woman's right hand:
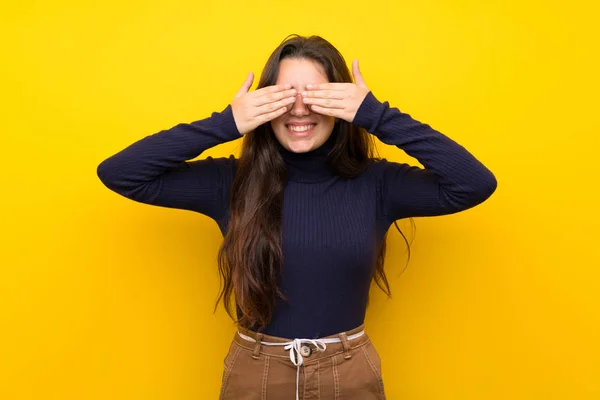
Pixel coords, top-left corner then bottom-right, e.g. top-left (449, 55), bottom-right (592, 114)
top-left (231, 72), bottom-right (298, 135)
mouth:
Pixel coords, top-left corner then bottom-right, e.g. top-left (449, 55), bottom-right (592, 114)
top-left (286, 123), bottom-right (316, 136)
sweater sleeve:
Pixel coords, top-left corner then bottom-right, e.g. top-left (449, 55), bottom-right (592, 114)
top-left (353, 91), bottom-right (497, 221)
top-left (96, 105), bottom-right (242, 220)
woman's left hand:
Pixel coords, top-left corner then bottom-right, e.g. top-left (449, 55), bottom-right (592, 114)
top-left (301, 59), bottom-right (370, 123)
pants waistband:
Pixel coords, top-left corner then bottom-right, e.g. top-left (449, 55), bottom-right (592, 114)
top-left (234, 324), bottom-right (368, 400)
top-left (234, 323), bottom-right (368, 361)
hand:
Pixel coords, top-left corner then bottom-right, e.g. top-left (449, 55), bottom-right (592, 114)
top-left (301, 59), bottom-right (370, 123)
top-left (231, 72), bottom-right (298, 135)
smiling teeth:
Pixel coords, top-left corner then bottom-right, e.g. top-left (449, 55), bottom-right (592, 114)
top-left (289, 124), bottom-right (314, 132)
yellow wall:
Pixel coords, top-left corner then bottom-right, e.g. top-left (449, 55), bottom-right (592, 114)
top-left (2, 0), bottom-right (599, 398)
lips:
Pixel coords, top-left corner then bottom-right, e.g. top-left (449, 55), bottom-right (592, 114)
top-left (286, 122), bottom-right (317, 126)
top-left (286, 123), bottom-right (316, 136)
top-left (287, 123), bottom-right (315, 132)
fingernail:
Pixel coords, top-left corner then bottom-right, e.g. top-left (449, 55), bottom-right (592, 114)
top-left (306, 84), bottom-right (313, 89)
top-left (301, 91), bottom-right (307, 97)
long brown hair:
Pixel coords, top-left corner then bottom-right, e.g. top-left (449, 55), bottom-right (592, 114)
top-left (215, 34), bottom-right (415, 331)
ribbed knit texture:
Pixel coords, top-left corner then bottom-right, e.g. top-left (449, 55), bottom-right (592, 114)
top-left (97, 91), bottom-right (497, 339)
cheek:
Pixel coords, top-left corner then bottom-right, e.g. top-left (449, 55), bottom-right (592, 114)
top-left (271, 115), bottom-right (284, 127)
top-left (319, 116), bottom-right (336, 130)
top-left (270, 118), bottom-right (288, 137)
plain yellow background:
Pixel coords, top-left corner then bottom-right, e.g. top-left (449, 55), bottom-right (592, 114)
top-left (2, 0), bottom-right (599, 398)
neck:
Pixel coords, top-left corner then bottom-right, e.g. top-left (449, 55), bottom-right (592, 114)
top-left (277, 130), bottom-right (338, 183)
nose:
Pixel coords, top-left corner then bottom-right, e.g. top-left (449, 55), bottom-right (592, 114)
top-left (289, 93), bottom-right (310, 117)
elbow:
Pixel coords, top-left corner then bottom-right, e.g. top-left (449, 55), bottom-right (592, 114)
top-left (470, 169), bottom-right (498, 206)
top-left (482, 169), bottom-right (498, 198)
top-left (96, 157), bottom-right (127, 194)
top-left (96, 158), bottom-right (158, 203)
top-left (443, 170), bottom-right (498, 213)
top-left (96, 158), bottom-right (115, 189)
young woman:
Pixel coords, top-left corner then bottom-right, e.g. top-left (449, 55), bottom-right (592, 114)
top-left (97, 35), bottom-right (497, 400)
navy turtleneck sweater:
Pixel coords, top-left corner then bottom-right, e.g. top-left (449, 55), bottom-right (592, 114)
top-left (97, 92), bottom-right (497, 339)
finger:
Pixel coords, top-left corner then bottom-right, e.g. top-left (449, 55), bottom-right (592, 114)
top-left (352, 59), bottom-right (366, 87)
top-left (250, 83), bottom-right (293, 98)
top-left (254, 95), bottom-right (297, 116)
top-left (301, 89), bottom-right (345, 99)
top-left (258, 105), bottom-right (290, 123)
top-left (234, 72), bottom-right (254, 98)
top-left (301, 97), bottom-right (346, 109)
top-left (253, 88), bottom-right (297, 107)
top-left (308, 104), bottom-right (342, 118)
top-left (305, 83), bottom-right (349, 91)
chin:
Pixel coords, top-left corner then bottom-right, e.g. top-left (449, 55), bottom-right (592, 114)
top-left (284, 139), bottom-right (321, 153)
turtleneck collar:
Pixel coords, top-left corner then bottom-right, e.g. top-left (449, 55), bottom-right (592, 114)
top-left (277, 129), bottom-right (338, 183)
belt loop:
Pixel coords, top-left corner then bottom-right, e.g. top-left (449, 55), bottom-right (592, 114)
top-left (339, 332), bottom-right (352, 359)
top-left (252, 333), bottom-right (264, 359)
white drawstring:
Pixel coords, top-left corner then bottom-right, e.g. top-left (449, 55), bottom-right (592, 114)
top-left (237, 330), bottom-right (365, 400)
top-left (283, 338), bottom-right (327, 367)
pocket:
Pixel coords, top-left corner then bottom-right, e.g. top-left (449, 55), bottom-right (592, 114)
top-left (223, 340), bottom-right (239, 372)
top-left (364, 341), bottom-right (383, 378)
top-left (219, 341), bottom-right (241, 400)
top-left (332, 342), bottom-right (386, 399)
top-left (219, 342), bottom-right (267, 400)
top-left (362, 341), bottom-right (386, 399)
